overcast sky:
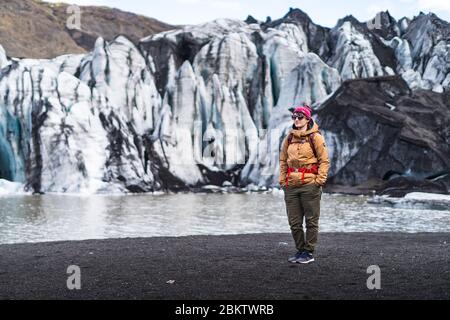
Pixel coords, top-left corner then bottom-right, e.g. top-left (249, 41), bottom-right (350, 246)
top-left (45, 0), bottom-right (450, 27)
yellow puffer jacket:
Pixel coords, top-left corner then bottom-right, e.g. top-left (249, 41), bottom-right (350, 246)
top-left (279, 120), bottom-right (330, 187)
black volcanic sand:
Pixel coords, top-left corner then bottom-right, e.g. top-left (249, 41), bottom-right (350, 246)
top-left (0, 233), bottom-right (448, 300)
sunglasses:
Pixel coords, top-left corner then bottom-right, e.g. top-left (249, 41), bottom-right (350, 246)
top-left (291, 114), bottom-right (305, 120)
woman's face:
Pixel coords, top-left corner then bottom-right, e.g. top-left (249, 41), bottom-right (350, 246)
top-left (292, 113), bottom-right (308, 128)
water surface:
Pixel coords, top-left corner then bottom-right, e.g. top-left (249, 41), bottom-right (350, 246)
top-left (0, 192), bottom-right (449, 244)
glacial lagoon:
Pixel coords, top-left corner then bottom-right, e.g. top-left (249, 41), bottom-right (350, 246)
top-left (0, 191), bottom-right (449, 244)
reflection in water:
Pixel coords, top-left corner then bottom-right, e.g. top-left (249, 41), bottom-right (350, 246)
top-left (0, 192), bottom-right (449, 244)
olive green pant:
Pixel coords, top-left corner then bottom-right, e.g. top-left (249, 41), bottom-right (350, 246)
top-left (283, 184), bottom-right (322, 253)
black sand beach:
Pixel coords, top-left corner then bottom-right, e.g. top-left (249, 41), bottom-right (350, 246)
top-left (0, 233), bottom-right (448, 300)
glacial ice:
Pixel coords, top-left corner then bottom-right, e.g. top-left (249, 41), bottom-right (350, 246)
top-left (0, 12), bottom-right (448, 194)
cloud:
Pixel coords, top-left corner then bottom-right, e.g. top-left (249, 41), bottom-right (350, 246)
top-left (418, 0), bottom-right (450, 12)
top-left (176, 0), bottom-right (244, 13)
top-left (209, 0), bottom-right (243, 11)
top-left (366, 0), bottom-right (396, 18)
top-left (176, 0), bottom-right (202, 4)
top-left (175, 0), bottom-right (242, 11)
top-left (396, 0), bottom-right (450, 13)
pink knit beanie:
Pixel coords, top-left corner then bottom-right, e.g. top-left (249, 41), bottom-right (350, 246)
top-left (292, 104), bottom-right (312, 119)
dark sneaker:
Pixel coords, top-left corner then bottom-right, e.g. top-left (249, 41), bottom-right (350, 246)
top-left (296, 251), bottom-right (315, 264)
top-left (288, 250), bottom-right (304, 263)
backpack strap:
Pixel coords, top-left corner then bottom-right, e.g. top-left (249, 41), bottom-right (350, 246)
top-left (308, 131), bottom-right (321, 160)
top-left (288, 130), bottom-right (321, 161)
top-left (287, 133), bottom-right (294, 145)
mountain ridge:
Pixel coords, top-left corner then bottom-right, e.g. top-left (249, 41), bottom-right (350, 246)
top-left (0, 0), bottom-right (179, 58)
top-left (0, 4), bottom-right (449, 194)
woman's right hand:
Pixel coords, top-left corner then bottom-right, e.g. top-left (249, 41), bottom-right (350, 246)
top-left (313, 176), bottom-right (323, 187)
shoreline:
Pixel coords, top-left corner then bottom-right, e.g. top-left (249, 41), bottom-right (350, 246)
top-left (0, 233), bottom-right (448, 299)
top-left (1, 177), bottom-right (448, 197)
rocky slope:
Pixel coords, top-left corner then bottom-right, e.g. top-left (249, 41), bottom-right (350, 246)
top-left (0, 0), bottom-right (177, 59)
top-left (0, 7), bottom-right (448, 194)
top-left (316, 75), bottom-right (450, 194)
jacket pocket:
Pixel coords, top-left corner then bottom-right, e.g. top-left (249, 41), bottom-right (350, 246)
top-left (296, 172), bottom-right (315, 185)
top-left (287, 174), bottom-right (295, 186)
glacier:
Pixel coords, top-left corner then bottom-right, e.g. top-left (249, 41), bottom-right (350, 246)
top-left (0, 9), bottom-right (448, 194)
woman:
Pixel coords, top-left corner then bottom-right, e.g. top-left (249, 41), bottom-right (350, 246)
top-left (279, 105), bottom-right (330, 264)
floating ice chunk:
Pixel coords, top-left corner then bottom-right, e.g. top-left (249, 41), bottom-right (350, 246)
top-left (369, 192), bottom-right (450, 210)
top-left (0, 179), bottom-right (28, 195)
top-left (404, 192), bottom-right (450, 202)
